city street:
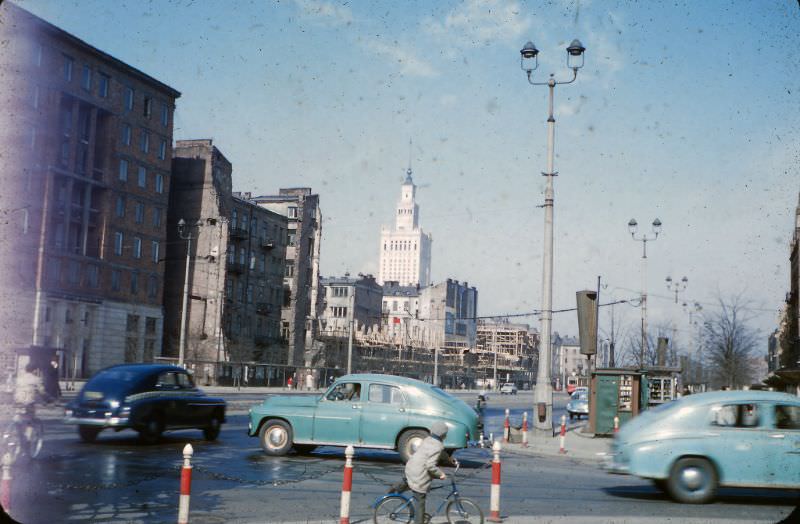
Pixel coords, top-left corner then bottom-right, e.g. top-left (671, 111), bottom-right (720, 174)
top-left (6, 392), bottom-right (797, 523)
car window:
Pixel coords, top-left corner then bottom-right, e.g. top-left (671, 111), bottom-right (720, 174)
top-left (775, 405), bottom-right (800, 430)
top-left (177, 372), bottom-right (195, 389)
top-left (326, 382), bottom-right (361, 402)
top-left (368, 384), bottom-right (403, 404)
top-left (711, 403), bottom-right (760, 428)
top-left (156, 372), bottom-right (179, 389)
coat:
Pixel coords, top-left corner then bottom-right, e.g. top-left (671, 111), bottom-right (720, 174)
top-left (404, 436), bottom-right (444, 493)
top-left (15, 370), bottom-right (44, 405)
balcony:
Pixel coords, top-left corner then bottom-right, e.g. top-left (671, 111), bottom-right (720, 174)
top-left (229, 226), bottom-right (248, 239)
top-left (260, 238), bottom-right (275, 250)
top-left (227, 262), bottom-right (246, 274)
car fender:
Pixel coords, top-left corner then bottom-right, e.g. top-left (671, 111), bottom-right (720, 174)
top-left (628, 438), bottom-right (709, 479)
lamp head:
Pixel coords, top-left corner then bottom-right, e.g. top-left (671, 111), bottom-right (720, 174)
top-left (652, 218), bottom-right (662, 235)
top-left (566, 38), bottom-right (586, 69)
top-left (628, 218), bottom-right (638, 236)
top-left (520, 41), bottom-right (539, 73)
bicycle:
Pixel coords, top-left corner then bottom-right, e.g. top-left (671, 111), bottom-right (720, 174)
top-left (0, 405), bottom-right (44, 462)
top-left (373, 461), bottom-right (484, 524)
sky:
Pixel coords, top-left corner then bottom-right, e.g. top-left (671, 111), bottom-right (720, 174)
top-left (14, 0), bottom-right (800, 356)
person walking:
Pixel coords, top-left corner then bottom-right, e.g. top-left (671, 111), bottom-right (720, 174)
top-left (403, 421), bottom-right (449, 524)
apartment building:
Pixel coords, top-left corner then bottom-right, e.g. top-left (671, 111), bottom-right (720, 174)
top-left (0, 3), bottom-right (179, 377)
top-left (319, 274), bottom-right (383, 337)
top-left (418, 279), bottom-right (478, 353)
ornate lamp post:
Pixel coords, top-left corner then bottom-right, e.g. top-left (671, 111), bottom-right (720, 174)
top-left (520, 37), bottom-right (586, 436)
top-left (628, 218), bottom-right (662, 365)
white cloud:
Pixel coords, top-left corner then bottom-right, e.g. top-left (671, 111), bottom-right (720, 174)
top-left (440, 94), bottom-right (458, 107)
top-left (426, 0), bottom-right (532, 47)
top-left (364, 39), bottom-right (439, 78)
top-left (292, 0), bottom-right (353, 26)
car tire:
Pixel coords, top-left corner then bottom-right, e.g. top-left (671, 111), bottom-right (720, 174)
top-left (78, 425), bottom-right (101, 443)
top-left (259, 419), bottom-right (293, 456)
top-left (139, 415), bottom-right (164, 445)
top-left (203, 412), bottom-right (223, 441)
top-left (667, 457), bottom-right (718, 504)
top-left (398, 429), bottom-right (429, 463)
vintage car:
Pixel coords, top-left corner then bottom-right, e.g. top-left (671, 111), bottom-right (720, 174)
top-left (499, 383), bottom-right (518, 395)
top-left (605, 390), bottom-right (800, 503)
top-left (64, 364), bottom-right (226, 444)
top-left (567, 390), bottom-right (589, 420)
top-left (248, 373), bottom-right (481, 461)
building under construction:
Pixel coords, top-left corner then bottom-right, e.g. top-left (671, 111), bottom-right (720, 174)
top-left (475, 320), bottom-right (539, 389)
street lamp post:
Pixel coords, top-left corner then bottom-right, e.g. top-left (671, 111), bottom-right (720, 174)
top-left (665, 275), bottom-right (688, 303)
top-left (177, 218), bottom-right (204, 368)
top-left (520, 37), bottom-right (586, 436)
top-left (628, 218), bottom-right (662, 366)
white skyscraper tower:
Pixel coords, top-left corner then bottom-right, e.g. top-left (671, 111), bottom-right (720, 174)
top-left (379, 166), bottom-right (432, 287)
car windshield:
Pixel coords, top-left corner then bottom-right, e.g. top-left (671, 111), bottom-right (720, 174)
top-left (82, 368), bottom-right (146, 395)
top-left (572, 392), bottom-right (588, 401)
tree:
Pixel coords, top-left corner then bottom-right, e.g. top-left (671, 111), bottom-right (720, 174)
top-left (700, 294), bottom-right (759, 389)
top-left (616, 322), bottom-right (675, 368)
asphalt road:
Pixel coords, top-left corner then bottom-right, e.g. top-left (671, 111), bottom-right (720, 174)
top-left (6, 392), bottom-right (798, 523)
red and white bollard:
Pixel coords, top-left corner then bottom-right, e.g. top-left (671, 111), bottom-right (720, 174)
top-left (339, 445), bottom-right (355, 524)
top-left (503, 409), bottom-right (510, 443)
top-left (487, 440), bottom-right (502, 522)
top-left (521, 412), bottom-right (529, 448)
top-left (613, 416), bottom-right (620, 433)
top-left (1, 452), bottom-right (12, 513)
top-left (178, 443), bottom-right (193, 524)
top-left (559, 415), bottom-right (567, 454)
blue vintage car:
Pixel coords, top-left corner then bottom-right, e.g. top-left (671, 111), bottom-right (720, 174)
top-left (606, 390), bottom-right (800, 503)
top-left (248, 374), bottom-right (481, 461)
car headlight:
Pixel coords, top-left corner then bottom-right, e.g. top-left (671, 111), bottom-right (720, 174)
top-left (109, 400), bottom-right (120, 409)
top-left (65, 409), bottom-right (73, 417)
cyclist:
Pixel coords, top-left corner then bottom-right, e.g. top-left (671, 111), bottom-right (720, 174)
top-left (13, 362), bottom-right (47, 446)
top-left (403, 421), bottom-right (449, 524)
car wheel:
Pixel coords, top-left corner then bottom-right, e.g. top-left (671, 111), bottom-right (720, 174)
top-left (139, 415), bottom-right (164, 445)
top-left (203, 413), bottom-right (222, 441)
top-left (259, 419), bottom-right (293, 456)
top-left (398, 429), bottom-right (429, 463)
top-left (667, 457), bottom-right (718, 504)
top-left (78, 425), bottom-right (101, 443)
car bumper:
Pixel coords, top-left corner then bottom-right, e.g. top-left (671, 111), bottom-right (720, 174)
top-left (64, 415), bottom-right (130, 428)
top-left (603, 452), bottom-right (630, 475)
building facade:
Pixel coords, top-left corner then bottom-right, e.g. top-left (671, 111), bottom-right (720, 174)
top-left (418, 279), bottom-right (478, 353)
top-left (165, 141), bottom-right (287, 384)
top-left (253, 189), bottom-right (322, 366)
top-left (378, 169), bottom-right (432, 287)
top-left (475, 320), bottom-right (539, 387)
top-left (319, 274), bottom-right (383, 338)
top-left (0, 3), bottom-right (179, 378)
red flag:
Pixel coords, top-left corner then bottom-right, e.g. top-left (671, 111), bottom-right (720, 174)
top-left (393, 317), bottom-right (400, 324)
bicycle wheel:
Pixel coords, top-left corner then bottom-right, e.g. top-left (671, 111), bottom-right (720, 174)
top-left (446, 497), bottom-right (484, 524)
top-left (0, 421), bottom-right (20, 462)
top-left (374, 494), bottom-right (414, 524)
top-left (26, 421), bottom-right (44, 459)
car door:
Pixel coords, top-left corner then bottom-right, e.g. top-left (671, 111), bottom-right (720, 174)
top-left (707, 403), bottom-right (774, 486)
top-left (177, 371), bottom-right (205, 426)
top-left (312, 381), bottom-right (362, 445)
top-left (154, 371), bottom-right (184, 427)
top-left (770, 403), bottom-right (800, 487)
top-left (360, 383), bottom-right (409, 447)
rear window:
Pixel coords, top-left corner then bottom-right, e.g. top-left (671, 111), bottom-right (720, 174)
top-left (83, 368), bottom-right (148, 396)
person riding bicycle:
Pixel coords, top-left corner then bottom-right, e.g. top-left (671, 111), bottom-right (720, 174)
top-left (14, 362), bottom-right (46, 413)
top-left (403, 421), bottom-right (450, 524)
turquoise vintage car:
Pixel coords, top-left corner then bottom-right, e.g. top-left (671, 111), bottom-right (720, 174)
top-left (606, 390), bottom-right (800, 503)
top-left (247, 374), bottom-right (481, 461)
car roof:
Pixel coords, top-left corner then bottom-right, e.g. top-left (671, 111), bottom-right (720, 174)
top-left (336, 373), bottom-right (433, 388)
top-left (99, 363), bottom-right (187, 376)
top-left (677, 390), bottom-right (800, 406)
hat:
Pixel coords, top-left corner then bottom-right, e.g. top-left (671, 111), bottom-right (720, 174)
top-left (430, 421), bottom-right (448, 438)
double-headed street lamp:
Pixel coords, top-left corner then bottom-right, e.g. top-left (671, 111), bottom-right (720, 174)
top-left (520, 37), bottom-right (586, 436)
top-left (177, 218), bottom-right (204, 368)
top-left (665, 275), bottom-right (688, 303)
top-left (628, 218), bottom-right (662, 365)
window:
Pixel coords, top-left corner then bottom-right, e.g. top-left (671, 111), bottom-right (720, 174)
top-left (143, 96), bottom-right (152, 117)
top-left (111, 269), bottom-right (121, 291)
top-left (119, 159), bottom-right (128, 181)
top-left (140, 130), bottom-right (149, 153)
top-left (151, 241), bottom-right (159, 263)
top-left (85, 264), bottom-right (99, 288)
top-left (124, 86), bottom-right (134, 111)
top-left (285, 260), bottom-right (294, 277)
top-left (332, 306), bottom-right (348, 318)
top-left (98, 73), bottom-right (109, 97)
top-left (259, 253), bottom-right (266, 273)
top-left (114, 232), bottom-right (123, 255)
top-left (133, 202), bottom-right (144, 223)
top-left (81, 65), bottom-right (92, 91)
top-left (137, 166), bottom-right (146, 188)
top-left (133, 237), bottom-right (142, 258)
top-left (333, 287), bottom-right (349, 297)
top-left (35, 44), bottom-right (42, 67)
top-left (158, 139), bottom-right (167, 160)
top-left (712, 404), bottom-right (760, 428)
top-left (152, 207), bottom-right (162, 228)
top-left (115, 195), bottom-right (126, 217)
top-left (288, 232), bottom-right (296, 246)
top-left (326, 382), bottom-right (360, 402)
top-left (32, 85), bottom-right (40, 109)
top-left (288, 206), bottom-right (298, 219)
top-left (774, 405), bottom-right (800, 430)
top-left (126, 314), bottom-right (139, 333)
top-left (368, 384), bottom-right (402, 404)
top-left (147, 275), bottom-right (158, 299)
top-left (68, 260), bottom-right (80, 285)
top-left (122, 124), bottom-right (131, 146)
top-left (145, 317), bottom-right (157, 335)
top-left (63, 55), bottom-right (73, 81)
top-left (155, 174), bottom-right (164, 194)
top-left (160, 102), bottom-right (169, 127)
top-left (130, 272), bottom-right (139, 294)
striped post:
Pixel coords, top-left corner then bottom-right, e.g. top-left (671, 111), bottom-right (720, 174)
top-left (613, 416), bottom-right (620, 434)
top-left (1, 452), bottom-right (11, 513)
top-left (487, 440), bottom-right (502, 522)
top-left (178, 444), bottom-right (193, 524)
top-left (521, 412), bottom-right (529, 448)
top-left (339, 445), bottom-right (355, 524)
top-left (503, 409), bottom-right (510, 443)
top-left (559, 415), bottom-right (567, 454)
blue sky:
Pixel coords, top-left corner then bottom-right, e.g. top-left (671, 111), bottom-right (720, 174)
top-left (16, 0), bottom-right (800, 353)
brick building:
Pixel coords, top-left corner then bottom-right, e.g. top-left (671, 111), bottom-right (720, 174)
top-left (0, 3), bottom-right (179, 377)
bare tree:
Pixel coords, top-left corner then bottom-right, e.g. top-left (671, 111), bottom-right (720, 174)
top-left (700, 294), bottom-right (759, 390)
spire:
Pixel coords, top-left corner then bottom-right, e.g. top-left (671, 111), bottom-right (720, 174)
top-left (405, 138), bottom-right (413, 183)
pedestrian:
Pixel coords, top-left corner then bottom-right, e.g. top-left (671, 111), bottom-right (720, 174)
top-left (44, 358), bottom-right (61, 401)
top-left (401, 421), bottom-right (450, 524)
top-left (287, 376), bottom-right (293, 390)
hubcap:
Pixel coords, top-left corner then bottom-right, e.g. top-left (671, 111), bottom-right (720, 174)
top-left (680, 466), bottom-right (704, 491)
top-left (267, 427), bottom-right (287, 449)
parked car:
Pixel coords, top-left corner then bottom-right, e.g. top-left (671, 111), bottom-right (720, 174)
top-left (605, 390), bottom-right (800, 503)
top-left (64, 364), bottom-right (226, 444)
top-left (499, 383), bottom-right (518, 395)
top-left (567, 390), bottom-right (589, 420)
top-left (248, 373), bottom-right (481, 462)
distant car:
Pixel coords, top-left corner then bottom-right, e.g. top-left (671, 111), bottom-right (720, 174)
top-left (64, 364), bottom-right (226, 444)
top-left (499, 383), bottom-right (518, 395)
top-left (248, 374), bottom-right (481, 462)
top-left (605, 390), bottom-right (800, 503)
top-left (567, 390), bottom-right (589, 420)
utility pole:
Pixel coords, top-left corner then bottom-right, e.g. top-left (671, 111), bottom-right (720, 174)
top-left (347, 286), bottom-right (354, 374)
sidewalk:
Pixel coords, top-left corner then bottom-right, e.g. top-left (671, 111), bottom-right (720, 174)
top-left (499, 428), bottom-right (611, 464)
